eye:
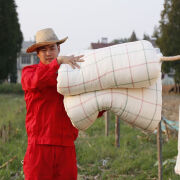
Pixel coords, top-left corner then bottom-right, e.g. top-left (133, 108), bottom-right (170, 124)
top-left (41, 49), bottom-right (46, 52)
top-left (50, 47), bottom-right (56, 50)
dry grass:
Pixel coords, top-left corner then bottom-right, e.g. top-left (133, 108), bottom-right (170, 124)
top-left (162, 94), bottom-right (180, 121)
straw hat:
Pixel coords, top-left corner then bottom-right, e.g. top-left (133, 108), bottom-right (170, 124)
top-left (26, 28), bottom-right (68, 53)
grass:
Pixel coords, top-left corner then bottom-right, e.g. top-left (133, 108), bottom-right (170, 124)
top-left (0, 94), bottom-right (26, 180)
top-left (0, 83), bottom-right (23, 95)
top-left (0, 94), bottom-right (179, 180)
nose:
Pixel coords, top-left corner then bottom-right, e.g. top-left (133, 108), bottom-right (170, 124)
top-left (46, 49), bottom-right (51, 56)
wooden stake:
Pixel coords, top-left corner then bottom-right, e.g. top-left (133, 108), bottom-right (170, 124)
top-left (0, 156), bottom-right (17, 169)
top-left (164, 120), bottom-right (170, 141)
top-left (115, 116), bottom-right (120, 147)
top-left (104, 111), bottom-right (110, 136)
top-left (157, 121), bottom-right (163, 180)
top-left (160, 55), bottom-right (180, 61)
top-left (2, 125), bottom-right (7, 142)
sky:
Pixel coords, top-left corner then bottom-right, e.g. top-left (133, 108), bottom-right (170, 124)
top-left (15, 0), bottom-right (164, 55)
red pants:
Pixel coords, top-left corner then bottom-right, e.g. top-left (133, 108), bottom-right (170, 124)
top-left (23, 144), bottom-right (77, 180)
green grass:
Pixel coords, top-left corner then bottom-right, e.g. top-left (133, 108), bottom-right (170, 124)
top-left (0, 83), bottom-right (23, 95)
top-left (0, 94), bottom-right (26, 180)
top-left (76, 116), bottom-right (179, 179)
top-left (0, 94), bottom-right (179, 180)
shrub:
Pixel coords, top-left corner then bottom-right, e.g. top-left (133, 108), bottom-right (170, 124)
top-left (0, 83), bottom-right (24, 94)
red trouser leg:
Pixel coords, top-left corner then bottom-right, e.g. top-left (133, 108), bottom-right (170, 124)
top-left (23, 144), bottom-right (77, 180)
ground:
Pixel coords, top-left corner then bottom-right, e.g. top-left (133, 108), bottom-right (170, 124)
top-left (162, 94), bottom-right (180, 122)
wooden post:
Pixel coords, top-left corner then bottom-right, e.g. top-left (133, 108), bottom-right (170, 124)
top-left (164, 120), bottom-right (170, 141)
top-left (115, 116), bottom-right (120, 147)
top-left (8, 121), bottom-right (12, 137)
top-left (2, 125), bottom-right (7, 143)
top-left (157, 121), bottom-right (163, 180)
top-left (104, 111), bottom-right (110, 136)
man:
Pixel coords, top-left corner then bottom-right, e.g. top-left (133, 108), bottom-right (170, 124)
top-left (21, 28), bottom-right (85, 180)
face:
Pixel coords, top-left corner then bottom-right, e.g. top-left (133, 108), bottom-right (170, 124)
top-left (37, 44), bottom-right (60, 64)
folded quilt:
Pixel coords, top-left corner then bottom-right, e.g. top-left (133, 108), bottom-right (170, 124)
top-left (57, 40), bottom-right (161, 96)
top-left (64, 77), bottom-right (162, 132)
top-left (57, 40), bottom-right (162, 132)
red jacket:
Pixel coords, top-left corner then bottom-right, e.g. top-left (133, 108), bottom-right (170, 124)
top-left (21, 59), bottom-right (78, 146)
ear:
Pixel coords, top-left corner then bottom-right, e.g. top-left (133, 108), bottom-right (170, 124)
top-left (57, 45), bottom-right (60, 53)
top-left (36, 51), bottom-right (40, 58)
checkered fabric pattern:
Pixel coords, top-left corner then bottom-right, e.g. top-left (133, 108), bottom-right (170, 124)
top-left (63, 77), bottom-right (162, 132)
top-left (57, 40), bottom-right (161, 96)
top-left (57, 40), bottom-right (163, 132)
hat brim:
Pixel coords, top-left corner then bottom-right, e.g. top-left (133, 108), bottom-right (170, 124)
top-left (26, 37), bottom-right (68, 53)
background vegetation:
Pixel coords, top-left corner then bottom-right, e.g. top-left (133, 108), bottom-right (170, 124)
top-left (0, 0), bottom-right (23, 83)
top-left (0, 93), bottom-right (179, 180)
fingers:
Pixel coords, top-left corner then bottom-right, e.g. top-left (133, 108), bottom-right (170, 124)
top-left (68, 55), bottom-right (84, 69)
top-left (68, 58), bottom-right (80, 69)
top-left (59, 55), bottom-right (85, 69)
top-left (70, 61), bottom-right (80, 69)
top-left (71, 55), bottom-right (84, 62)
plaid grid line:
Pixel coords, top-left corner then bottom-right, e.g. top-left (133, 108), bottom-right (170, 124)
top-left (141, 41), bottom-right (151, 86)
top-left (125, 44), bottom-right (135, 88)
top-left (79, 94), bottom-right (94, 124)
top-left (117, 89), bottom-right (129, 118)
top-left (144, 83), bottom-right (158, 130)
top-left (131, 88), bottom-right (144, 125)
top-left (109, 46), bottom-right (118, 88)
top-left (80, 64), bottom-right (87, 93)
top-left (59, 61), bottom-right (159, 90)
top-left (93, 50), bottom-right (103, 89)
top-left (95, 91), bottom-right (100, 112)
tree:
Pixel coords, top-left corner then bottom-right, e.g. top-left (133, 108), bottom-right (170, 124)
top-left (0, 0), bottom-right (23, 83)
top-left (143, 33), bottom-right (151, 41)
top-left (111, 38), bottom-right (129, 44)
top-left (129, 31), bottom-right (138, 42)
top-left (156, 0), bottom-right (180, 82)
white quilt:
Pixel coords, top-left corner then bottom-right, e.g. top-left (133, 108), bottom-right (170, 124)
top-left (57, 40), bottom-right (162, 132)
top-left (64, 78), bottom-right (162, 132)
top-left (57, 40), bottom-right (161, 95)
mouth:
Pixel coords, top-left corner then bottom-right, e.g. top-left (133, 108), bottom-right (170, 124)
top-left (46, 58), bottom-right (53, 62)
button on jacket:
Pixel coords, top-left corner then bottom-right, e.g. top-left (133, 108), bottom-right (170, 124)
top-left (21, 59), bottom-right (78, 146)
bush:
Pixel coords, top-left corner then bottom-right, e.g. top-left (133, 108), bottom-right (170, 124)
top-left (0, 83), bottom-right (24, 94)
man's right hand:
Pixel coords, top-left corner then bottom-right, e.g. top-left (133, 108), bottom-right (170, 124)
top-left (57, 55), bottom-right (84, 69)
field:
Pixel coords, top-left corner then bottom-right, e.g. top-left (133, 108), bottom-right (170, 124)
top-left (0, 93), bottom-right (180, 180)
top-left (162, 94), bottom-right (180, 122)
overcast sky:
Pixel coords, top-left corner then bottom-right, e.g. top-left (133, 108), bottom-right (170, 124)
top-left (15, 0), bottom-right (164, 54)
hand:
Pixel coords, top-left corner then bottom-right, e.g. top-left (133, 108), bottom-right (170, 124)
top-left (57, 55), bottom-right (84, 69)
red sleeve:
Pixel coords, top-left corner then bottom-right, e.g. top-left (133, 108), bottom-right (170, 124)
top-left (97, 110), bottom-right (106, 118)
top-left (21, 59), bottom-right (60, 91)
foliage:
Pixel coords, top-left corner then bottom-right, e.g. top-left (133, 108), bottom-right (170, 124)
top-left (0, 94), bottom-right (26, 180)
top-left (128, 31), bottom-right (138, 42)
top-left (111, 31), bottom-right (138, 44)
top-left (143, 33), bottom-right (151, 41)
top-left (0, 0), bottom-right (23, 83)
top-left (0, 83), bottom-right (23, 94)
top-left (155, 0), bottom-right (180, 82)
